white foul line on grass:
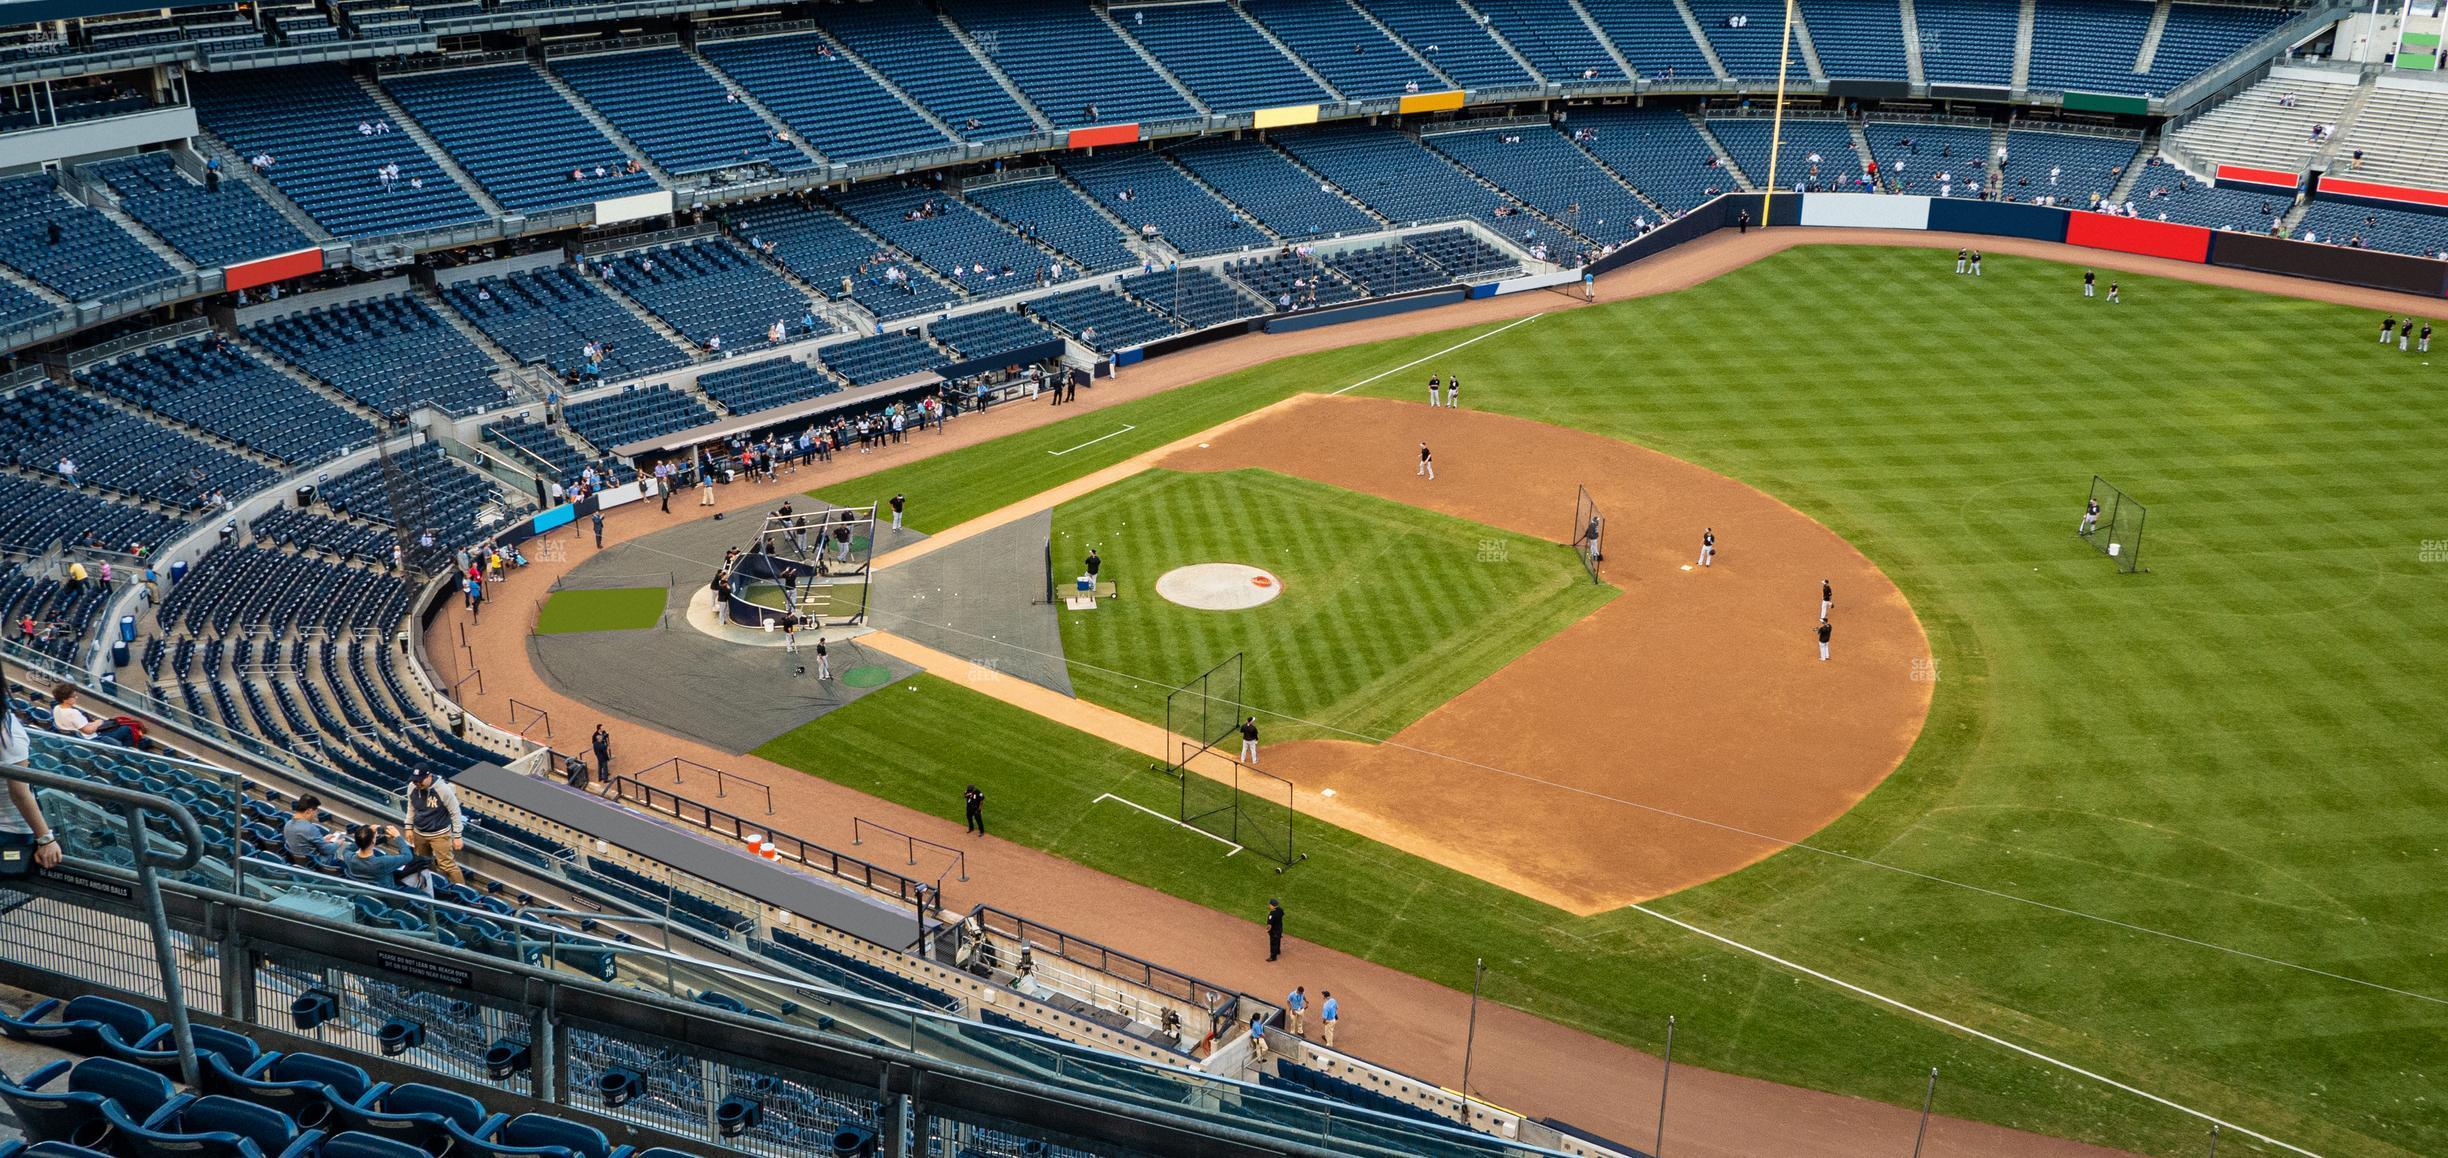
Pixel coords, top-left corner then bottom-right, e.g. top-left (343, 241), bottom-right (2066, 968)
top-left (1093, 793), bottom-right (1242, 857)
top-left (1047, 424), bottom-right (1138, 456)
top-left (1619, 902), bottom-right (2325, 1158)
top-left (1329, 312), bottom-right (1547, 396)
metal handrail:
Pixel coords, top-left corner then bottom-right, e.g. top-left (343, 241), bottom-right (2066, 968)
top-left (851, 816), bottom-right (967, 882)
top-left (608, 775), bottom-right (925, 905)
top-left (640, 755), bottom-right (772, 815)
top-left (506, 698), bottom-right (552, 739)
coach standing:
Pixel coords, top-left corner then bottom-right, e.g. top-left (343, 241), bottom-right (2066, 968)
top-left (591, 509), bottom-right (605, 548)
top-left (1265, 898), bottom-right (1284, 962)
top-left (1240, 716), bottom-right (1259, 765)
top-left (1817, 618), bottom-right (1832, 662)
top-left (1086, 548), bottom-right (1102, 584)
top-left (890, 493), bottom-right (906, 531)
top-left (1820, 579), bottom-right (1833, 619)
top-left (1696, 527), bottom-right (1715, 568)
top-left (964, 784), bottom-right (986, 835)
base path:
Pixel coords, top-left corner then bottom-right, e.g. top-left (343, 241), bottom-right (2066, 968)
top-left (1156, 395), bottom-right (1932, 912)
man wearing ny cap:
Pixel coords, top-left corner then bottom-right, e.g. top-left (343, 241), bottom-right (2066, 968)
top-left (402, 767), bottom-right (467, 884)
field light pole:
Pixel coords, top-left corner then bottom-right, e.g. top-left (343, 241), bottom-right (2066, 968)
top-left (1758, 0), bottom-right (1800, 226)
top-left (1459, 957), bottom-right (1484, 1100)
top-left (1655, 1014), bottom-right (1675, 1156)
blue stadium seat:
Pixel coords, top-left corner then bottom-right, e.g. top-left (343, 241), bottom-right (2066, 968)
top-left (1999, 129), bottom-right (2143, 202)
top-left (1242, 0), bottom-right (1441, 100)
top-left (81, 153), bottom-right (315, 269)
top-left (816, 331), bottom-right (944, 386)
top-left (325, 1082), bottom-right (490, 1153)
top-left (551, 48), bottom-right (815, 176)
top-left (77, 336), bottom-right (377, 464)
top-left (1706, 116), bottom-right (1860, 190)
top-left (1022, 287), bottom-right (1183, 352)
top-left (562, 384), bottom-right (718, 451)
top-left (0, 387), bottom-right (274, 508)
top-left (244, 293), bottom-right (506, 418)
top-left (1914, 0), bottom-right (2018, 86)
top-left (381, 64), bottom-right (659, 213)
top-left (0, 996), bottom-right (156, 1058)
top-left (696, 358), bottom-right (842, 414)
top-left (942, 0), bottom-right (1196, 127)
top-left (2294, 199), bottom-right (2448, 259)
top-left (1167, 137), bottom-right (1379, 241)
top-left (1470, 0), bottom-right (1626, 84)
top-left (601, 239), bottom-right (808, 352)
top-left (111, 1094), bottom-right (321, 1158)
top-left (440, 266), bottom-right (690, 383)
top-left (830, 183), bottom-right (1062, 293)
top-left (0, 1056), bottom-right (186, 1149)
top-left (926, 309), bottom-right (1063, 361)
top-left (697, 34), bottom-right (948, 164)
top-left (1119, 266), bottom-right (1262, 329)
top-left (1687, 0), bottom-right (1800, 79)
top-left (1222, 252), bottom-right (1364, 311)
top-left (1274, 126), bottom-right (1530, 235)
top-left (1059, 150), bottom-right (1264, 257)
top-left (190, 66), bottom-right (487, 238)
top-left (815, 0), bottom-right (1037, 143)
top-left (2146, 3), bottom-right (2287, 92)
top-left (1427, 127), bottom-right (1648, 248)
top-left (966, 178), bottom-right (1138, 273)
top-left (446, 1112), bottom-right (620, 1158)
top-left (1798, 0), bottom-right (1908, 79)
top-left (2028, 0), bottom-right (2152, 95)
top-left (0, 174), bottom-right (180, 304)
top-left (725, 200), bottom-right (964, 322)
top-left (1566, 107), bottom-right (1740, 212)
top-left (1118, 3), bottom-right (1331, 111)
top-left (1354, 0), bottom-right (1534, 89)
top-left (215, 1052), bottom-right (377, 1127)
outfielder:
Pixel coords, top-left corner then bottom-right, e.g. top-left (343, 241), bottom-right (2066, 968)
top-left (1970, 250), bottom-right (1983, 277)
top-left (1417, 442), bottom-right (1434, 480)
top-left (1445, 372), bottom-right (1460, 408)
top-left (1428, 375), bottom-right (1443, 407)
top-left (2422, 322), bottom-right (2433, 353)
top-left (2083, 270), bottom-right (2095, 297)
top-left (1696, 527), bottom-right (1715, 567)
top-left (2381, 316), bottom-right (2396, 344)
top-left (1819, 578), bottom-right (1832, 619)
top-left (1817, 618), bottom-right (1832, 662)
top-left (2079, 498), bottom-right (2100, 537)
top-left (1955, 248), bottom-right (1968, 274)
top-left (2107, 281), bottom-right (2120, 304)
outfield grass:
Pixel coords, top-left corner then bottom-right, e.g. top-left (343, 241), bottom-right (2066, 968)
top-left (534, 586), bottom-right (667, 634)
top-left (780, 246), bottom-right (2448, 1156)
top-left (1050, 469), bottom-right (1614, 741)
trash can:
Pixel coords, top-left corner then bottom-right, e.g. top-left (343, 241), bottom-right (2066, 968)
top-left (448, 709), bottom-right (465, 738)
top-left (118, 615), bottom-right (136, 643)
top-left (98, 671), bottom-right (116, 697)
top-left (109, 639), bottom-right (129, 669)
top-left (295, 484), bottom-right (316, 508)
top-left (169, 560), bottom-right (188, 585)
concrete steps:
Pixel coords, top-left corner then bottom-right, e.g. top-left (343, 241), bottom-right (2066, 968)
top-left (1667, 0), bottom-right (1733, 82)
top-left (1099, 5), bottom-right (1212, 116)
top-left (683, 41), bottom-right (836, 166)
top-left (534, 58), bottom-right (681, 187)
top-left (355, 75), bottom-right (506, 218)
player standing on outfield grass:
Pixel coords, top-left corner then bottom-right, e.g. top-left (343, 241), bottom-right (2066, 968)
top-left (2083, 270), bottom-right (2095, 297)
top-left (2080, 497), bottom-right (2101, 537)
top-left (1240, 716), bottom-right (1260, 765)
top-left (1820, 579), bottom-right (1833, 619)
top-left (1955, 248), bottom-right (1968, 274)
top-left (1428, 375), bottom-right (1442, 407)
top-left (1417, 442), bottom-right (1434, 480)
top-left (964, 784), bottom-right (985, 835)
top-left (2422, 322), bottom-right (2433, 353)
top-left (1970, 250), bottom-right (1983, 277)
top-left (1445, 371), bottom-right (1460, 408)
top-left (2381, 316), bottom-right (2396, 344)
top-left (1817, 618), bottom-right (1832, 662)
top-left (2400, 323), bottom-right (2412, 352)
top-left (2107, 281), bottom-right (2120, 304)
top-left (1696, 527), bottom-right (1715, 568)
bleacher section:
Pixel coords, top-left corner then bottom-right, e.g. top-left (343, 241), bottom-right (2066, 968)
top-left (549, 48), bottom-right (816, 176)
top-left (1024, 286), bottom-right (1184, 352)
top-left (1274, 127), bottom-right (1524, 237)
top-left (1427, 127), bottom-right (1646, 246)
top-left (599, 239), bottom-right (809, 350)
top-left (1912, 0), bottom-right (2019, 86)
top-left (1406, 227), bottom-right (1518, 279)
top-left (1473, 0), bottom-right (1625, 84)
top-left (816, 331), bottom-right (943, 386)
top-left (2293, 200), bottom-right (2448, 259)
top-left (318, 443), bottom-right (503, 548)
top-left (2333, 87), bottom-right (2448, 191)
top-left (1708, 117), bottom-right (1861, 190)
top-left (832, 184), bottom-right (1062, 293)
top-left (82, 153), bottom-right (316, 269)
top-left (1581, 0), bottom-right (1713, 80)
top-left (2129, 153), bottom-right (2287, 229)
top-left (562, 383), bottom-right (719, 451)
top-left (1799, 0), bottom-right (1908, 79)
top-left (1168, 137), bottom-right (1380, 241)
top-left (0, 277), bottom-right (59, 333)
top-left (1117, 3), bottom-right (1331, 111)
top-left (2027, 0), bottom-right (2152, 96)
top-left (190, 66), bottom-right (487, 238)
top-left (0, 385), bottom-right (275, 507)
top-left (695, 357), bottom-right (843, 414)
top-left (727, 200), bottom-right (963, 321)
top-left (1120, 266), bottom-right (1262, 329)
top-left (816, 0), bottom-right (1037, 143)
top-left (967, 178), bottom-right (1140, 273)
top-left (2167, 73), bottom-right (2357, 176)
top-left (1865, 121), bottom-right (1995, 195)
top-left (1322, 236), bottom-right (1457, 295)
top-left (0, 474), bottom-right (187, 557)
top-left (1060, 150), bottom-right (1266, 257)
top-left (1571, 106), bottom-right (1746, 211)
top-left (927, 308), bottom-right (1065, 361)
top-left (941, 0), bottom-right (1198, 127)
top-left (77, 337), bottom-right (376, 466)
top-left (1357, 0), bottom-right (1535, 89)
top-left (381, 63), bottom-right (658, 213)
top-left (243, 292), bottom-right (507, 418)
top-left (482, 416), bottom-right (613, 487)
top-left (1241, 0), bottom-right (1438, 100)
top-left (2147, 3), bottom-right (2288, 92)
top-left (0, 175), bottom-right (179, 305)
top-left (1685, 0), bottom-right (1795, 79)
top-left (1999, 129), bottom-right (2141, 202)
top-left (696, 33), bottom-right (951, 164)
top-left (439, 266), bottom-right (692, 383)
top-left (1222, 252), bottom-right (1364, 311)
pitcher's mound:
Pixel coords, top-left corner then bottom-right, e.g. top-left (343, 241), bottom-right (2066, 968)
top-left (1156, 563), bottom-right (1284, 610)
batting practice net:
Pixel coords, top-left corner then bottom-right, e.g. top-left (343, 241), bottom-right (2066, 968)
top-left (1161, 655), bottom-right (1305, 870)
top-left (1571, 484), bottom-right (1605, 583)
top-left (2082, 476), bottom-right (2147, 573)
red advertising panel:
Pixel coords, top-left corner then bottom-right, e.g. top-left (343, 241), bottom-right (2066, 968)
top-left (1065, 124), bottom-right (1140, 149)
top-left (2064, 213), bottom-right (2211, 263)
top-left (224, 247), bottom-right (324, 292)
top-left (2215, 164), bottom-right (2301, 191)
top-left (2315, 177), bottom-right (2448, 209)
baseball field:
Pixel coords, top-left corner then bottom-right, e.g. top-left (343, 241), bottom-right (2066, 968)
top-left (759, 243), bottom-right (2448, 1157)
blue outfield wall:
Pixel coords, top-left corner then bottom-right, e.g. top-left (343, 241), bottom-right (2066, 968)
top-left (1260, 288), bottom-right (1467, 333)
top-left (1926, 199), bottom-right (2071, 242)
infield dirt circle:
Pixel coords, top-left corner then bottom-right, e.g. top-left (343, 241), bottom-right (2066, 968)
top-left (1157, 394), bottom-right (1935, 913)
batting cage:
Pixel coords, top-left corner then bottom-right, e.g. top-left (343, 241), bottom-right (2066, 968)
top-left (1160, 654), bottom-right (1306, 871)
top-left (725, 503), bottom-right (877, 626)
top-left (1570, 484), bottom-right (1605, 583)
top-left (2081, 476), bottom-right (2148, 573)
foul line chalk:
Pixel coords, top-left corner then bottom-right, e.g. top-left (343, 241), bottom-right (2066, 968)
top-left (1048, 424), bottom-right (1138, 456)
top-left (1330, 313), bottom-right (1546, 396)
top-left (1094, 793), bottom-right (1242, 856)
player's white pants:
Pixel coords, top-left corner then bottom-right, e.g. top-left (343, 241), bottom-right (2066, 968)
top-left (1430, 388), bottom-right (1440, 406)
top-left (2382, 331), bottom-right (2392, 343)
top-left (2083, 284), bottom-right (2094, 297)
top-left (1955, 260), bottom-right (1966, 273)
top-left (1241, 740), bottom-right (1258, 765)
top-left (1418, 460), bottom-right (1433, 479)
top-left (892, 512), bottom-right (903, 529)
top-left (816, 655), bottom-right (830, 679)
top-left (1698, 545), bottom-right (1714, 566)
top-left (2080, 516), bottom-right (2097, 534)
top-left (785, 634), bottom-right (797, 652)
top-left (2400, 336), bottom-right (2411, 351)
top-left (1821, 599), bottom-right (1831, 618)
top-left (2424, 338), bottom-right (2433, 352)
top-left (1819, 642), bottom-right (1829, 661)
top-left (2108, 291), bottom-right (2118, 303)
top-left (1973, 263), bottom-right (1982, 277)
top-left (1446, 393), bottom-right (1459, 408)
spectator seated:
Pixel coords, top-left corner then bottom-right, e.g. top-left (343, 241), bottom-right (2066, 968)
top-left (440, 266), bottom-right (689, 383)
top-left (80, 153), bottom-right (314, 270)
top-left (696, 33), bottom-right (948, 164)
top-left (78, 336), bottom-right (376, 465)
top-left (816, 1), bottom-right (1036, 143)
top-left (927, 309), bottom-right (1064, 361)
top-left (1356, 0), bottom-right (1534, 90)
top-left (244, 293), bottom-right (506, 418)
top-left (1865, 122), bottom-right (1995, 196)
top-left (831, 184), bottom-right (1057, 293)
top-left (1427, 127), bottom-right (1646, 246)
top-left (1167, 137), bottom-right (1378, 241)
top-left (190, 66), bottom-right (486, 239)
top-left (1241, 0), bottom-right (1440, 100)
top-left (0, 474), bottom-right (186, 558)
top-left (1798, 0), bottom-right (1908, 79)
top-left (1568, 107), bottom-right (1734, 213)
top-left (381, 64), bottom-right (657, 213)
top-left (250, 506), bottom-right (391, 563)
top-left (696, 358), bottom-right (842, 413)
top-left (600, 239), bottom-right (809, 352)
top-left (2292, 200), bottom-right (2448, 260)
top-left (967, 179), bottom-right (1138, 273)
top-left (1471, 0), bottom-right (1626, 84)
top-left (1118, 2), bottom-right (1330, 112)
top-left (1061, 151), bottom-right (1266, 257)
top-left (550, 48), bottom-right (815, 176)
top-left (1912, 0), bottom-right (2019, 86)
top-left (0, 175), bottom-right (180, 304)
top-left (1707, 116), bottom-right (1860, 190)
top-left (724, 201), bottom-right (961, 322)
top-left (1686, 0), bottom-right (1796, 79)
top-left (818, 331), bottom-right (943, 386)
top-left (1999, 128), bottom-right (2142, 203)
top-left (0, 386), bottom-right (274, 508)
top-left (1023, 287), bottom-right (1183, 352)
top-left (562, 384), bottom-right (718, 451)
top-left (940, 0), bottom-right (1196, 127)
top-left (1220, 253), bottom-right (1363, 311)
top-left (1119, 266), bottom-right (1262, 329)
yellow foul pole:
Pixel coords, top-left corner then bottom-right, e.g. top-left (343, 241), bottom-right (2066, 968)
top-left (1759, 0), bottom-right (1799, 227)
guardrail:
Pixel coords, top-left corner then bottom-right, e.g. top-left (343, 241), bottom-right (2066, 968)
top-left (608, 775), bottom-right (929, 905)
top-left (851, 816), bottom-right (967, 881)
top-left (637, 754), bottom-right (772, 814)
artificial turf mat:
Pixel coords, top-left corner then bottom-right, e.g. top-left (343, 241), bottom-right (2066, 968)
top-left (533, 586), bottom-right (668, 634)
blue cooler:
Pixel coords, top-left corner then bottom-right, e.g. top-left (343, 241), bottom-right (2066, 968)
top-left (118, 614), bottom-right (137, 643)
top-left (169, 559), bottom-right (188, 585)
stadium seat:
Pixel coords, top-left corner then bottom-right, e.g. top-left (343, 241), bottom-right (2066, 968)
top-left (0, 995), bottom-right (157, 1058)
top-left (110, 1094), bottom-right (322, 1158)
top-left (216, 1052), bottom-right (377, 1127)
top-left (446, 1112), bottom-right (623, 1158)
top-left (325, 1082), bottom-right (490, 1152)
top-left (0, 1057), bottom-right (187, 1149)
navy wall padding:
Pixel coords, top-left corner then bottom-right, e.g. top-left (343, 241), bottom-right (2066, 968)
top-left (1927, 199), bottom-right (2069, 242)
top-left (1260, 288), bottom-right (1466, 333)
